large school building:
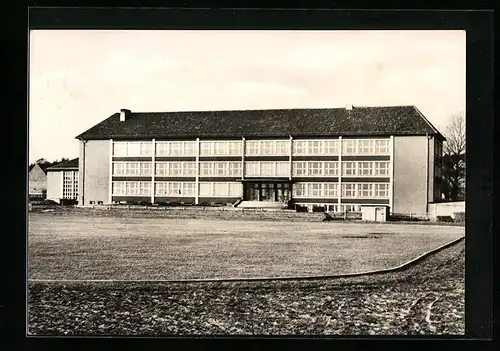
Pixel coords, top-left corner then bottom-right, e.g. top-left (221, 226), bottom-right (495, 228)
top-left (75, 105), bottom-right (444, 215)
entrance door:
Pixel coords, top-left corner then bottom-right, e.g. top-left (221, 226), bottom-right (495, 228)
top-left (245, 183), bottom-right (260, 201)
top-left (375, 207), bottom-right (386, 222)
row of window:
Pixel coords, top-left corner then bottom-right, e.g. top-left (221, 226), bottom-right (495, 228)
top-left (112, 139), bottom-right (391, 157)
top-left (293, 182), bottom-right (390, 198)
top-left (112, 161), bottom-right (391, 177)
top-left (112, 181), bottom-right (242, 197)
top-left (295, 203), bottom-right (363, 212)
top-left (62, 171), bottom-right (79, 199)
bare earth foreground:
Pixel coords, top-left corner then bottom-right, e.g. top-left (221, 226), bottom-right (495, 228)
top-left (28, 214), bottom-right (464, 280)
top-left (28, 213), bottom-right (464, 335)
top-left (28, 239), bottom-right (465, 335)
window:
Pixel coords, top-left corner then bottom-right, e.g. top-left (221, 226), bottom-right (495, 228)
top-left (200, 142), bottom-right (212, 156)
top-left (182, 182), bottom-right (195, 196)
top-left (113, 182), bottom-right (125, 195)
top-left (199, 182), bottom-right (212, 196)
top-left (140, 142), bottom-right (153, 156)
top-left (276, 162), bottom-right (289, 176)
top-left (358, 162), bottom-right (373, 176)
top-left (358, 183), bottom-right (372, 197)
top-left (200, 162), bottom-right (212, 176)
top-left (140, 162), bottom-right (152, 176)
top-left (113, 143), bottom-right (127, 156)
top-left (214, 142), bottom-right (226, 155)
top-left (169, 162), bottom-right (181, 176)
top-left (276, 141), bottom-right (289, 155)
top-left (183, 162), bottom-right (196, 176)
top-left (342, 162), bottom-right (357, 176)
top-left (358, 140), bottom-right (374, 154)
top-left (292, 162), bottom-right (307, 176)
top-left (168, 142), bottom-right (182, 156)
top-left (374, 162), bottom-right (390, 176)
top-left (155, 182), bottom-right (167, 196)
top-left (293, 141), bottom-right (306, 155)
top-left (308, 162), bottom-right (322, 176)
top-left (127, 163), bottom-right (139, 176)
top-left (375, 140), bottom-right (390, 154)
top-left (324, 183), bottom-right (338, 197)
top-left (156, 141), bottom-right (195, 156)
top-left (228, 183), bottom-right (241, 196)
top-left (324, 140), bottom-right (339, 155)
top-left (245, 162), bottom-right (259, 176)
top-left (228, 141), bottom-right (242, 155)
top-left (342, 183), bottom-right (356, 197)
top-left (214, 162), bottom-right (227, 176)
top-left (227, 162), bottom-right (241, 176)
top-left (374, 183), bottom-right (389, 197)
top-left (155, 162), bottom-right (168, 176)
top-left (183, 142), bottom-right (195, 156)
top-left (259, 141), bottom-right (273, 155)
top-left (213, 182), bottom-right (229, 196)
top-left (156, 142), bottom-right (168, 156)
top-left (113, 162), bottom-right (126, 175)
top-left (260, 162), bottom-right (274, 176)
top-left (342, 140), bottom-right (357, 154)
top-left (309, 141), bottom-right (322, 154)
top-left (309, 183), bottom-right (322, 197)
top-left (324, 162), bottom-right (339, 176)
top-left (343, 204), bottom-right (361, 212)
top-left (246, 141), bottom-right (259, 155)
top-left (293, 183), bottom-right (306, 197)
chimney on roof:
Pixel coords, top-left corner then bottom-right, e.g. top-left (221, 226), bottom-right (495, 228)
top-left (120, 109), bottom-right (131, 122)
top-left (345, 104), bottom-right (353, 110)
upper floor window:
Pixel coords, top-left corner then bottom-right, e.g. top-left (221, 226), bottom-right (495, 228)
top-left (357, 183), bottom-right (373, 197)
top-left (374, 161), bottom-right (390, 176)
top-left (342, 140), bottom-right (357, 155)
top-left (375, 140), bottom-right (390, 154)
top-left (113, 141), bottom-right (153, 157)
top-left (342, 162), bottom-right (357, 176)
top-left (156, 141), bottom-right (196, 157)
top-left (358, 140), bottom-right (374, 154)
top-left (342, 183), bottom-right (356, 197)
top-left (358, 162), bottom-right (373, 176)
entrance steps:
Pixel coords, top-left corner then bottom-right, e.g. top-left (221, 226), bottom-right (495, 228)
top-left (237, 201), bottom-right (285, 209)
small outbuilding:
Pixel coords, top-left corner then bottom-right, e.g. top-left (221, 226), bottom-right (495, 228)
top-left (361, 205), bottom-right (389, 222)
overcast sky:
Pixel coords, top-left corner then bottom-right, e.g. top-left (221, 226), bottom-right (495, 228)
top-left (29, 30), bottom-right (465, 163)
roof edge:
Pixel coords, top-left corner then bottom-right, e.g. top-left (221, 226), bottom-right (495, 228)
top-left (412, 106), bottom-right (446, 142)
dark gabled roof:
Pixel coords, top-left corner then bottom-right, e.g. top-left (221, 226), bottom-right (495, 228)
top-left (75, 106), bottom-right (445, 141)
top-left (46, 158), bottom-right (79, 171)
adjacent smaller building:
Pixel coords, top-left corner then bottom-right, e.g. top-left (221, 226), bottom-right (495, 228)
top-left (28, 164), bottom-right (47, 200)
top-left (46, 158), bottom-right (79, 204)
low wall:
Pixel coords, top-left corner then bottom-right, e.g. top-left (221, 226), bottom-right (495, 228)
top-left (428, 201), bottom-right (465, 220)
top-left (47, 205), bottom-right (327, 222)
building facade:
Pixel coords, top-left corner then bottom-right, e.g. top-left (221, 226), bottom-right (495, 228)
top-left (28, 164), bottom-right (47, 200)
top-left (46, 158), bottom-right (79, 204)
top-left (75, 106), bottom-right (445, 215)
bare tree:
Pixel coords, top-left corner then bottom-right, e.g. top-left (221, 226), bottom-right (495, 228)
top-left (442, 115), bottom-right (466, 201)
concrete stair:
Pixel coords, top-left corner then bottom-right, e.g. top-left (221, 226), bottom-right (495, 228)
top-left (237, 201), bottom-right (286, 209)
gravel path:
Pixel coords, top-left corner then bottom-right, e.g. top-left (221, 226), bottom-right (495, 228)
top-left (28, 239), bottom-right (465, 336)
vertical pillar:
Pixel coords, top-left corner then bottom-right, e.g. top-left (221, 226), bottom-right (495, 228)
top-left (389, 135), bottom-right (394, 214)
top-left (195, 138), bottom-right (200, 204)
top-left (289, 135), bottom-right (293, 181)
top-left (108, 139), bottom-right (113, 204)
top-left (151, 138), bottom-right (156, 204)
top-left (338, 136), bottom-right (342, 212)
top-left (241, 137), bottom-right (245, 198)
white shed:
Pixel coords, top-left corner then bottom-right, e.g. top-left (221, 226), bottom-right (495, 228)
top-left (361, 205), bottom-right (389, 222)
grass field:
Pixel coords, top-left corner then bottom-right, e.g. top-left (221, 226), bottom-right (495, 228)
top-left (28, 239), bottom-right (465, 335)
top-left (28, 213), bottom-right (464, 281)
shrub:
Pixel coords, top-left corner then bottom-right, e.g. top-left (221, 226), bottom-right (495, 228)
top-left (437, 215), bottom-right (454, 223)
top-left (312, 205), bottom-right (325, 213)
top-left (295, 205), bottom-right (308, 212)
top-left (454, 212), bottom-right (465, 223)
